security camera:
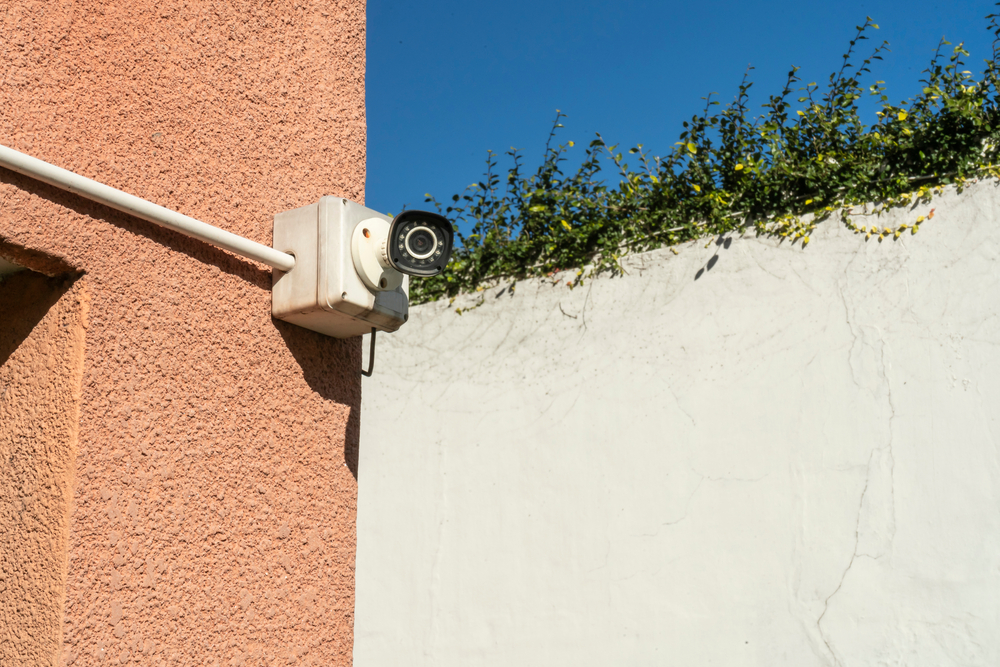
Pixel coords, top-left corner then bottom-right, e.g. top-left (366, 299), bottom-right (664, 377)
top-left (271, 197), bottom-right (453, 339)
top-left (351, 210), bottom-right (454, 292)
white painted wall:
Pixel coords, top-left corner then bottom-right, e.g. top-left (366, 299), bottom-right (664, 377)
top-left (354, 181), bottom-right (1000, 666)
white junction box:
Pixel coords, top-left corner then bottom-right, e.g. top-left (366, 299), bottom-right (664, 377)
top-left (272, 197), bottom-right (409, 338)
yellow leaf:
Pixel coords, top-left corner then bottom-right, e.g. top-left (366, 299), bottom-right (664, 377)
top-left (687, 143), bottom-right (697, 154)
top-left (735, 164), bottom-right (744, 171)
top-left (692, 184), bottom-right (701, 192)
top-left (797, 110), bottom-right (805, 116)
top-left (805, 199), bottom-right (813, 205)
top-left (916, 215), bottom-right (925, 223)
top-left (568, 141), bottom-right (574, 147)
top-left (898, 111), bottom-right (908, 121)
top-left (561, 220), bottom-right (572, 231)
top-left (803, 236), bottom-right (810, 245)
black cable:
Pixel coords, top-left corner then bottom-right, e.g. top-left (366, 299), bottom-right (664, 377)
top-left (361, 327), bottom-right (376, 377)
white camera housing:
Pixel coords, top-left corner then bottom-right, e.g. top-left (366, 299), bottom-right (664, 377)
top-left (350, 217), bottom-right (404, 293)
top-left (272, 197), bottom-right (409, 338)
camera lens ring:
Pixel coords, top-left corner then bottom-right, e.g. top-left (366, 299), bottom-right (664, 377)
top-left (404, 225), bottom-right (438, 260)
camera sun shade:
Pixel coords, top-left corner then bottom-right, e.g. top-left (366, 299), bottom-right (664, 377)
top-left (386, 210), bottom-right (454, 277)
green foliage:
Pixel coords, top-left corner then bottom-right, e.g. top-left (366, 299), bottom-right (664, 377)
top-left (412, 10), bottom-right (1000, 305)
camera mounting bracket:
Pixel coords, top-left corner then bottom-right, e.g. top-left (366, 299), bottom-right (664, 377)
top-left (272, 197), bottom-right (409, 339)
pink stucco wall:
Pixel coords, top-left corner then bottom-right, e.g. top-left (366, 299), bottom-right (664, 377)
top-left (0, 1), bottom-right (366, 664)
top-left (1, 271), bottom-right (87, 665)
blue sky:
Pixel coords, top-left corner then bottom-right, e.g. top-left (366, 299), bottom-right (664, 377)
top-left (365, 1), bottom-right (998, 218)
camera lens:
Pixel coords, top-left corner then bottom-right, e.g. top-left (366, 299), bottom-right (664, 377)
top-left (386, 210), bottom-right (453, 277)
top-left (404, 226), bottom-right (438, 260)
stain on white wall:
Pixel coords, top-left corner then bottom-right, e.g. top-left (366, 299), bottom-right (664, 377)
top-left (355, 180), bottom-right (1000, 666)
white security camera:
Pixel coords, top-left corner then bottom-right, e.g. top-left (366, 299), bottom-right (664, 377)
top-left (351, 209), bottom-right (454, 292)
top-left (271, 198), bottom-right (453, 339)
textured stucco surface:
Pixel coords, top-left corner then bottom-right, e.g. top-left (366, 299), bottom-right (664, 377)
top-left (1, 271), bottom-right (86, 666)
top-left (357, 180), bottom-right (1000, 666)
top-left (0, 1), bottom-right (366, 664)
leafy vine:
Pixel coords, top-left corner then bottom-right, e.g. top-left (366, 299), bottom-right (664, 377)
top-left (412, 9), bottom-right (1000, 305)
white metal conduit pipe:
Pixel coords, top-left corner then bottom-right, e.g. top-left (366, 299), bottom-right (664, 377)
top-left (0, 143), bottom-right (296, 272)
